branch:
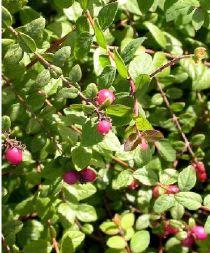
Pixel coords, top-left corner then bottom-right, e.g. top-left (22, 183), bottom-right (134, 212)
top-left (47, 220), bottom-right (60, 253)
top-left (2, 235), bottom-right (11, 253)
top-left (156, 80), bottom-right (196, 160)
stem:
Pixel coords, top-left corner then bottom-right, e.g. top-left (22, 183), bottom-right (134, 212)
top-left (200, 206), bottom-right (210, 212)
top-left (156, 80), bottom-right (196, 160)
top-left (47, 220), bottom-right (60, 253)
top-left (150, 55), bottom-right (193, 78)
top-left (2, 235), bottom-right (11, 253)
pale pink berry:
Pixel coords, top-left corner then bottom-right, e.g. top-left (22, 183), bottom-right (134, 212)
top-left (5, 147), bottom-right (23, 165)
top-left (79, 168), bottom-right (97, 183)
top-left (181, 234), bottom-right (194, 247)
top-left (97, 120), bottom-right (111, 135)
top-left (128, 180), bottom-right (139, 190)
top-left (191, 226), bottom-right (207, 240)
top-left (166, 185), bottom-right (180, 194)
top-left (140, 138), bottom-right (148, 150)
top-left (63, 171), bottom-right (79, 185)
top-left (96, 89), bottom-right (115, 105)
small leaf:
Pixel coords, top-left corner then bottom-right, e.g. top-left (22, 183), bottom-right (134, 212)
top-left (2, 115), bottom-right (11, 131)
top-left (204, 195), bottom-right (210, 209)
top-left (160, 169), bottom-right (179, 185)
top-left (178, 166), bottom-right (196, 191)
top-left (98, 2), bottom-right (118, 30)
top-left (114, 48), bottom-right (129, 78)
top-left (112, 170), bottom-right (133, 190)
top-left (71, 145), bottom-right (92, 170)
top-left (175, 192), bottom-right (202, 210)
top-left (155, 140), bottom-right (176, 162)
top-left (133, 167), bottom-right (158, 186)
top-left (58, 203), bottom-right (75, 224)
top-left (69, 64), bottom-right (82, 83)
top-left (77, 204), bottom-right (97, 222)
top-left (100, 221), bottom-right (119, 235)
top-left (192, 8), bottom-right (204, 30)
top-left (121, 37), bottom-right (146, 64)
top-left (107, 105), bottom-right (132, 117)
top-left (107, 236), bottom-right (126, 249)
top-left (18, 32), bottom-right (37, 52)
top-left (97, 65), bottom-right (116, 87)
top-left (137, 0), bottom-right (154, 13)
top-left (94, 19), bottom-right (107, 49)
top-left (60, 234), bottom-right (74, 253)
top-left (204, 216), bottom-right (210, 234)
top-left (74, 32), bottom-right (93, 59)
top-left (2, 6), bottom-right (12, 27)
top-left (135, 117), bottom-right (153, 131)
top-left (154, 194), bottom-right (175, 213)
top-left (121, 213), bottom-right (135, 229)
top-left (35, 69), bottom-right (51, 88)
top-left (130, 230), bottom-right (150, 253)
top-left (144, 21), bottom-right (167, 48)
top-left (124, 133), bottom-right (141, 152)
top-left (53, 46), bottom-right (71, 67)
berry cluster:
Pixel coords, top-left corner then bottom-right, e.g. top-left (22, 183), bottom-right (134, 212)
top-left (152, 184), bottom-right (180, 198)
top-left (96, 89), bottom-right (115, 135)
top-left (63, 168), bottom-right (97, 185)
top-left (181, 226), bottom-right (207, 247)
top-left (193, 161), bottom-right (207, 182)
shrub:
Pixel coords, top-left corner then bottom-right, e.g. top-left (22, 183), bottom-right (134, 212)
top-left (2, 0), bottom-right (210, 253)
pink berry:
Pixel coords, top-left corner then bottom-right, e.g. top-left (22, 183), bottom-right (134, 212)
top-left (97, 120), bottom-right (111, 135)
top-left (164, 222), bottom-right (178, 237)
top-left (152, 185), bottom-right (161, 198)
top-left (79, 168), bottom-right (97, 183)
top-left (140, 138), bottom-right (148, 150)
top-left (193, 161), bottom-right (205, 173)
top-left (181, 234), bottom-right (194, 247)
top-left (96, 89), bottom-right (115, 105)
top-left (191, 226), bottom-right (207, 240)
top-left (63, 171), bottom-right (79, 185)
top-left (166, 185), bottom-right (180, 194)
top-left (5, 147), bottom-right (23, 165)
top-left (198, 172), bottom-right (207, 182)
top-left (128, 180), bottom-right (139, 190)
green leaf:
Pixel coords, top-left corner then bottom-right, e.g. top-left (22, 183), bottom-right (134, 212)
top-left (137, 0), bottom-right (154, 13)
top-left (204, 216), bottom-right (210, 234)
top-left (71, 145), bottom-right (92, 170)
top-left (53, 0), bottom-right (74, 9)
top-left (154, 194), bottom-right (175, 213)
top-left (192, 8), bottom-right (205, 30)
top-left (35, 69), bottom-right (51, 88)
top-left (57, 87), bottom-right (79, 101)
top-left (58, 203), bottom-right (76, 224)
top-left (62, 230), bottom-right (85, 249)
top-left (53, 46), bottom-right (71, 67)
top-left (144, 21), bottom-right (167, 48)
top-left (23, 240), bottom-right (52, 253)
top-left (84, 83), bottom-right (98, 98)
top-left (2, 6), bottom-right (12, 27)
top-left (74, 32), bottom-right (93, 59)
top-left (69, 64), bottom-right (82, 83)
top-left (160, 169), bottom-right (179, 185)
top-left (99, 132), bottom-right (121, 152)
top-left (175, 192), bottom-right (202, 210)
top-left (107, 105), bottom-right (132, 117)
top-left (18, 32), bottom-right (37, 52)
top-left (170, 202), bottom-right (185, 220)
top-left (204, 195), bottom-right (210, 209)
top-left (97, 65), bottom-right (116, 87)
top-left (81, 120), bottom-right (103, 146)
top-left (155, 140), bottom-right (176, 162)
top-left (60, 233), bottom-right (74, 253)
top-left (107, 236), bottom-right (126, 249)
top-left (73, 183), bottom-right (97, 200)
top-left (152, 52), bottom-right (170, 77)
top-left (178, 166), bottom-right (196, 191)
top-left (77, 204), bottom-right (97, 222)
top-left (121, 37), bottom-right (146, 64)
top-left (112, 170), bottom-right (133, 190)
top-left (94, 19), bottom-right (107, 49)
top-left (4, 44), bottom-right (23, 65)
top-left (121, 213), bottom-right (135, 229)
top-left (98, 2), bottom-right (118, 30)
top-left (135, 116), bottom-right (153, 131)
top-left (133, 167), bottom-right (158, 186)
top-left (129, 53), bottom-right (153, 80)
top-left (135, 214), bottom-right (150, 230)
top-left (114, 48), bottom-right (129, 78)
top-left (100, 221), bottom-right (119, 235)
top-left (130, 230), bottom-right (150, 253)
top-left (2, 115), bottom-right (11, 131)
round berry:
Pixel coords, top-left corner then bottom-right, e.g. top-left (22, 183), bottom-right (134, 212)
top-left (181, 234), bottom-right (194, 247)
top-left (191, 226), bottom-right (207, 240)
top-left (97, 120), bottom-right (111, 135)
top-left (198, 172), bottom-right (207, 182)
top-left (5, 147), bottom-right (23, 165)
top-left (80, 168), bottom-right (97, 183)
top-left (166, 185), bottom-right (180, 194)
top-left (152, 185), bottom-right (161, 198)
top-left (96, 89), bottom-right (115, 105)
top-left (193, 161), bottom-right (205, 173)
top-left (63, 171), bottom-right (79, 185)
top-left (128, 180), bottom-right (139, 190)
top-left (164, 223), bottom-right (178, 237)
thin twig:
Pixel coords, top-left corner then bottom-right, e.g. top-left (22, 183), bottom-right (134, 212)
top-left (47, 220), bottom-right (60, 253)
top-left (2, 235), bottom-right (11, 253)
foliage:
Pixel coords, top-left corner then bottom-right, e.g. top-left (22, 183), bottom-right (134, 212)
top-left (2, 0), bottom-right (210, 253)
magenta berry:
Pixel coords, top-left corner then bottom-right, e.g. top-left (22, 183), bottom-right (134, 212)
top-left (166, 185), bottom-right (180, 194)
top-left (63, 171), bottom-right (79, 185)
top-left (80, 168), bottom-right (97, 183)
top-left (191, 226), bottom-right (207, 240)
top-left (128, 180), bottom-right (139, 190)
top-left (97, 120), bottom-right (111, 135)
top-left (5, 147), bottom-right (23, 165)
top-left (198, 172), bottom-right (207, 182)
top-left (193, 161), bottom-right (207, 182)
top-left (96, 89), bottom-right (115, 105)
top-left (181, 234), bottom-right (194, 247)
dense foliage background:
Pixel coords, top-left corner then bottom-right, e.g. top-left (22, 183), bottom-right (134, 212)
top-left (2, 0), bottom-right (210, 252)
